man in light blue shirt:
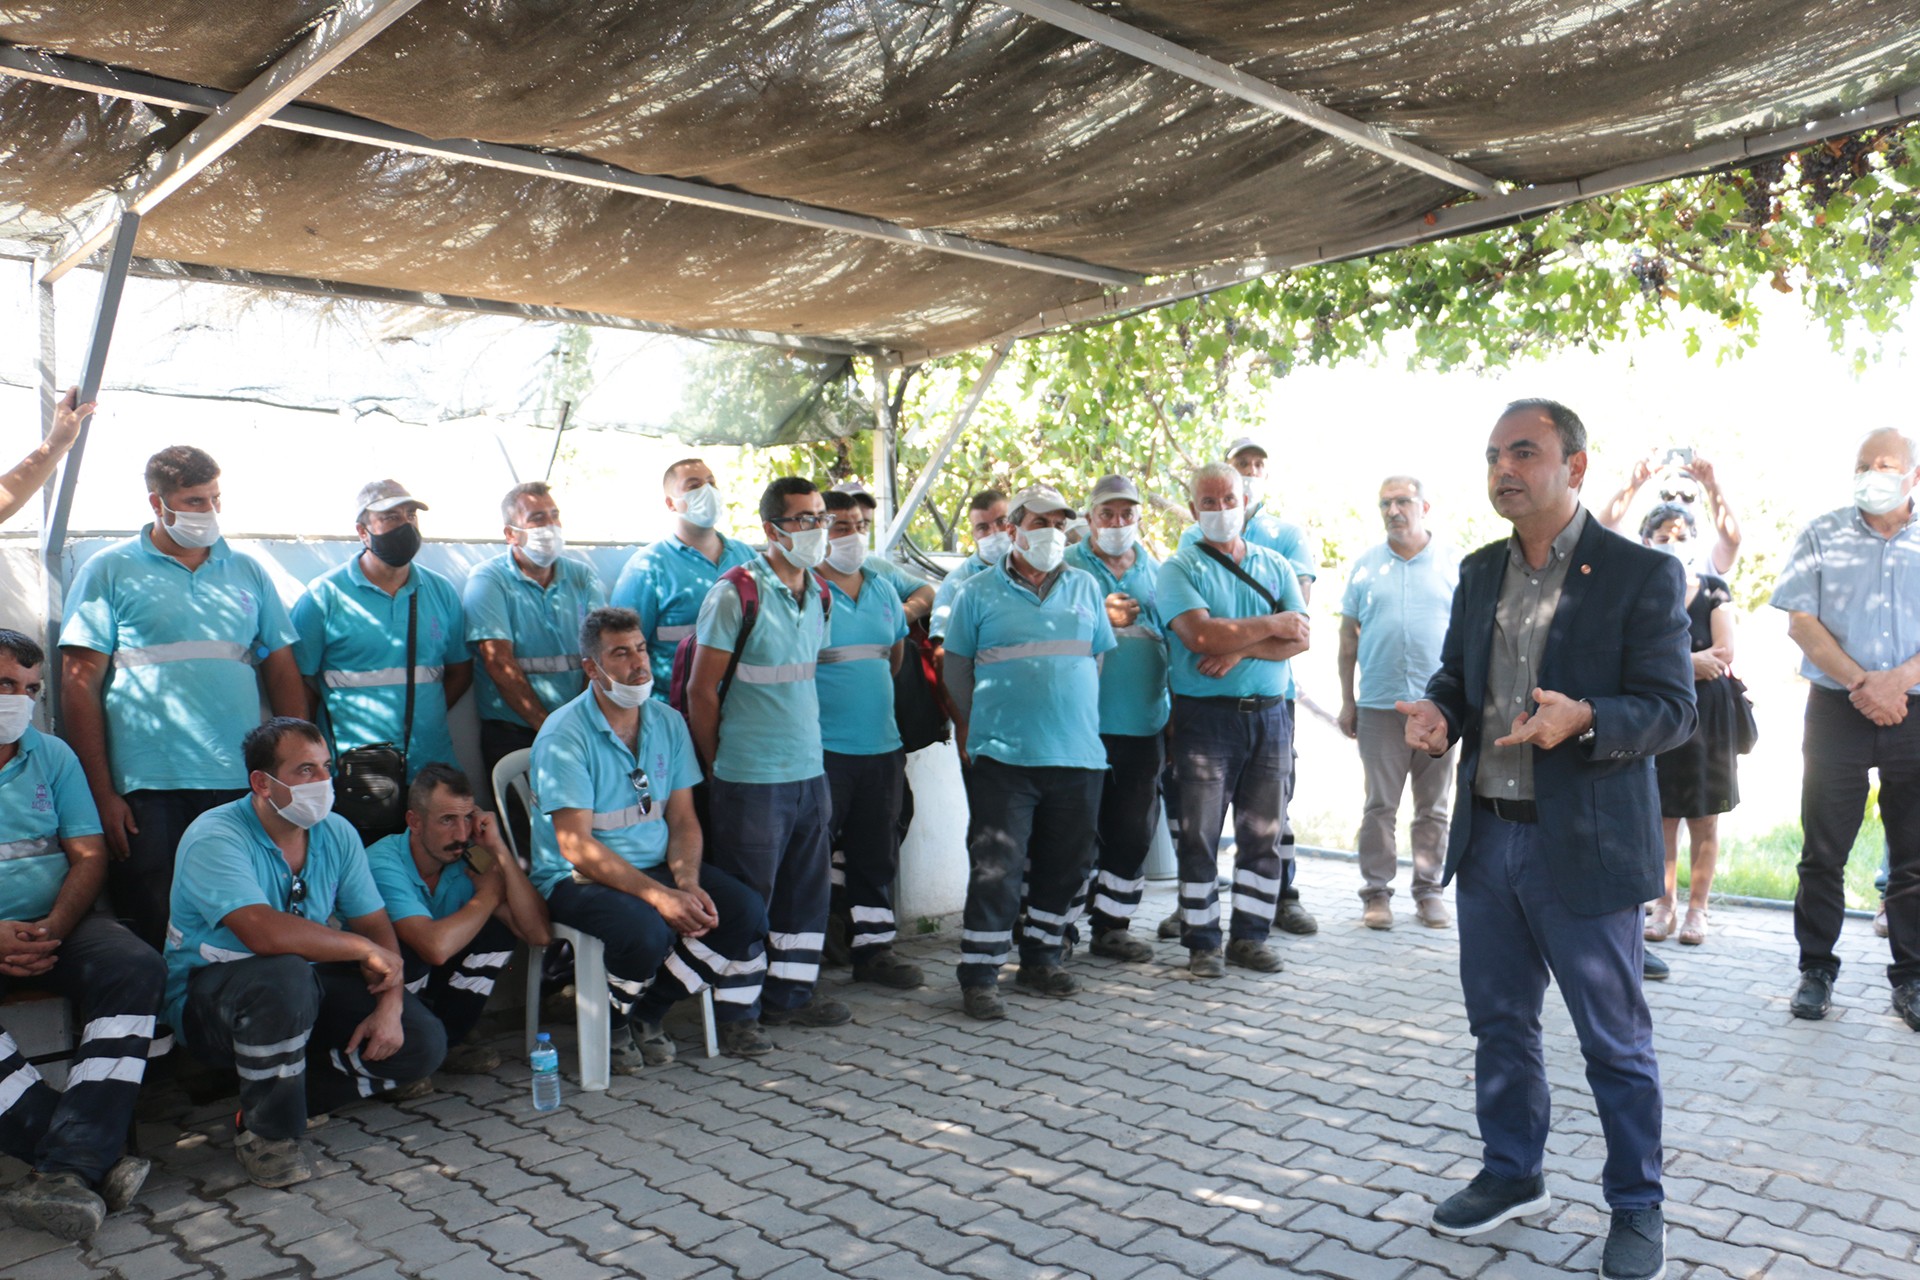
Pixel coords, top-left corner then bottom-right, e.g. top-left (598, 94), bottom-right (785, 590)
top-left (536, 608), bottom-right (771, 1064)
top-left (1062, 474), bottom-right (1169, 962)
top-left (929, 489), bottom-right (1011, 640)
top-left (1772, 427), bottom-right (1920, 1029)
top-left (829, 479), bottom-right (936, 626)
top-left (0, 630), bottom-right (162, 1242)
top-left (688, 478), bottom-right (847, 1037)
top-left (59, 444), bottom-right (305, 949)
top-left (1157, 463), bottom-right (1309, 977)
top-left (942, 484), bottom-right (1116, 1019)
top-left (611, 458), bottom-right (757, 694)
top-left (293, 481), bottom-right (472, 844)
top-left (1338, 476), bottom-right (1460, 931)
top-left (167, 718), bottom-right (443, 1189)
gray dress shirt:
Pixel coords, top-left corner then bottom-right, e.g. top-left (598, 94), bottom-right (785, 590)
top-left (1476, 508), bottom-right (1589, 801)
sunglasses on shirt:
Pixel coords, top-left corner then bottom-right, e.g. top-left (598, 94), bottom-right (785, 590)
top-left (286, 872), bottom-right (308, 914)
top-left (628, 766), bottom-right (653, 817)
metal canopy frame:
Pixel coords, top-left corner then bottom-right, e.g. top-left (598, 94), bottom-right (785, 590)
top-left (998, 0), bottom-right (1497, 196)
top-left (879, 342), bottom-right (1013, 556)
top-left (0, 44), bottom-right (1144, 291)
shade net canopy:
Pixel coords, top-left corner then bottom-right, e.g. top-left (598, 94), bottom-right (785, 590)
top-left (2, 1), bottom-right (1919, 379)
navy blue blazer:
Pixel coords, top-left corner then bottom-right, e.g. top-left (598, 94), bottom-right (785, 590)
top-left (1424, 514), bottom-right (1697, 915)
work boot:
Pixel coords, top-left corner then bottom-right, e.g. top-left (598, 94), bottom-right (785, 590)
top-left (0, 1171), bottom-right (107, 1241)
top-left (760, 994), bottom-right (853, 1027)
top-left (235, 1129), bottom-right (313, 1189)
top-left (100, 1155), bottom-right (151, 1214)
top-left (1089, 928), bottom-right (1155, 962)
top-left (1157, 910), bottom-right (1182, 940)
top-left (1790, 968), bottom-right (1834, 1019)
top-left (717, 1020), bottom-right (773, 1057)
top-left (1363, 897), bottom-right (1394, 930)
top-left (1275, 900), bottom-right (1319, 935)
top-left (441, 1043), bottom-right (502, 1074)
top-left (386, 1077), bottom-right (436, 1100)
top-left (635, 1019), bottom-right (677, 1067)
top-left (962, 986), bottom-right (1006, 1020)
top-left (1014, 964), bottom-right (1078, 997)
top-left (1416, 897), bottom-right (1452, 929)
top-left (1892, 981), bottom-right (1920, 1032)
top-left (1225, 938), bottom-right (1282, 972)
top-left (852, 948), bottom-right (925, 989)
top-left (1188, 949), bottom-right (1225, 979)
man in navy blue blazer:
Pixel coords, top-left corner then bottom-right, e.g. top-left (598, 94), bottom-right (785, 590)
top-left (1398, 400), bottom-right (1695, 1280)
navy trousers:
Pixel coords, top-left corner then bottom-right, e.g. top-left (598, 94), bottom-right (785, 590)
top-left (1456, 811), bottom-right (1663, 1210)
top-left (706, 775), bottom-right (831, 1015)
top-left (1168, 695), bottom-right (1290, 951)
top-left (825, 749), bottom-right (908, 962)
top-left (399, 916), bottom-right (518, 1048)
top-left (117, 788), bottom-right (246, 950)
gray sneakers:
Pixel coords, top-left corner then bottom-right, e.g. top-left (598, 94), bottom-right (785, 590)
top-left (235, 1129), bottom-right (314, 1189)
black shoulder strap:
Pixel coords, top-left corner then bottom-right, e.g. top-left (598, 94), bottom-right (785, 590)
top-left (400, 589), bottom-right (418, 771)
top-left (1196, 542), bottom-right (1282, 613)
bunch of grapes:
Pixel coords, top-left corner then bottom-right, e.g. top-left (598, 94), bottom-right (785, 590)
top-left (1626, 250), bottom-right (1669, 296)
top-left (1740, 154), bottom-right (1787, 225)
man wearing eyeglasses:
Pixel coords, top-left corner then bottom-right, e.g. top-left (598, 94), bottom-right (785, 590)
top-left (1060, 474), bottom-right (1170, 963)
top-left (365, 763), bottom-right (551, 1083)
top-left (612, 459), bottom-right (757, 697)
top-left (0, 629), bottom-right (161, 1242)
top-left (166, 718), bottom-right (444, 1190)
top-left (534, 608), bottom-right (771, 1065)
top-left (929, 489), bottom-right (1012, 642)
top-left (688, 478), bottom-right (849, 1038)
top-left (943, 484), bottom-right (1117, 1019)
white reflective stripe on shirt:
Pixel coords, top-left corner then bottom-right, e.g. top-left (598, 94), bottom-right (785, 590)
top-left (0, 836), bottom-right (56, 863)
top-left (733, 662), bottom-right (816, 685)
top-left (818, 644), bottom-right (891, 664)
top-left (114, 640), bottom-right (253, 668)
top-left (975, 639), bottom-right (1093, 664)
top-left (655, 624), bottom-right (696, 643)
top-left (323, 665), bottom-right (445, 689)
top-left (591, 804), bottom-right (663, 830)
top-left (515, 654), bottom-right (582, 674)
top-left (1112, 624), bottom-right (1161, 641)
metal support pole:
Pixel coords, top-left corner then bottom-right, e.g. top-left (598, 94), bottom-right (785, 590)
top-left (869, 360), bottom-right (895, 547)
top-left (878, 341), bottom-right (1011, 556)
top-left (33, 268), bottom-right (55, 524)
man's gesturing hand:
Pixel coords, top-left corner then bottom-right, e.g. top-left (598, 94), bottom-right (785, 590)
top-left (1395, 699), bottom-right (1450, 755)
top-left (1494, 688), bottom-right (1594, 750)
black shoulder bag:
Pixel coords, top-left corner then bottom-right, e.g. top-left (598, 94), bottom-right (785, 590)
top-left (1196, 542), bottom-right (1284, 613)
top-left (328, 591), bottom-right (417, 843)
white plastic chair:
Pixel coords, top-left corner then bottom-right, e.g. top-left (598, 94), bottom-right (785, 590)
top-left (491, 748), bottom-right (717, 1092)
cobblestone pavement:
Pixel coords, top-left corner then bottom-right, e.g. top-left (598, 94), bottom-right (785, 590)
top-left (4, 855), bottom-right (1916, 1279)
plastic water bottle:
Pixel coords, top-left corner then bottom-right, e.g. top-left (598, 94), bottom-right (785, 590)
top-left (530, 1033), bottom-right (562, 1112)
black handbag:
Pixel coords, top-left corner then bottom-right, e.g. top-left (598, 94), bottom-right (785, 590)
top-left (327, 592), bottom-right (417, 842)
top-left (1728, 673), bottom-right (1759, 756)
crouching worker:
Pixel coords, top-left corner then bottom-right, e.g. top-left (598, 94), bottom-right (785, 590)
top-left (366, 763), bottom-right (550, 1081)
top-left (0, 630), bottom-right (161, 1240)
top-left (165, 718), bottom-right (445, 1189)
top-left (534, 608), bottom-right (770, 1068)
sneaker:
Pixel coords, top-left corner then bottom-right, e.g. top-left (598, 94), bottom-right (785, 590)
top-left (1189, 949), bottom-right (1225, 979)
top-left (0, 1171), bottom-right (107, 1241)
top-left (386, 1076), bottom-right (437, 1100)
top-left (1790, 968), bottom-right (1834, 1020)
top-left (1892, 981), bottom-right (1920, 1032)
top-left (441, 1043), bottom-right (502, 1074)
top-left (1875, 903), bottom-right (1890, 938)
top-left (717, 1020), bottom-right (773, 1057)
top-left (823, 912), bottom-right (853, 968)
top-left (1430, 1170), bottom-right (1551, 1237)
top-left (1225, 938), bottom-right (1282, 972)
top-left (961, 986), bottom-right (1006, 1020)
top-left (1014, 964), bottom-right (1078, 997)
top-left (852, 949), bottom-right (925, 989)
top-left (235, 1128), bottom-right (313, 1189)
top-left (99, 1155), bottom-right (151, 1214)
top-left (634, 1019), bottom-right (677, 1066)
top-left (1089, 928), bottom-right (1155, 963)
top-left (759, 994), bottom-right (853, 1028)
top-left (1156, 910), bottom-right (1182, 941)
top-left (1275, 900), bottom-right (1319, 935)
top-left (1600, 1206), bottom-right (1667, 1280)
top-left (1362, 897), bottom-right (1394, 930)
top-left (1642, 952), bottom-right (1669, 982)
top-left (1416, 897), bottom-right (1452, 928)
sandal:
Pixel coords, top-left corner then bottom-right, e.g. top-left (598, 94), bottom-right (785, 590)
top-left (1678, 908), bottom-right (1709, 946)
top-left (1644, 901), bottom-right (1675, 943)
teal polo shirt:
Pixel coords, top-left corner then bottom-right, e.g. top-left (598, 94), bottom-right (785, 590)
top-left (365, 831), bottom-right (475, 922)
top-left (1340, 540), bottom-right (1460, 708)
top-left (611, 534), bottom-right (758, 693)
top-left (929, 554), bottom-right (993, 638)
top-left (818, 567), bottom-right (908, 756)
top-left (1157, 541), bottom-right (1306, 701)
top-left (1180, 507), bottom-right (1315, 698)
top-left (696, 555), bottom-right (829, 785)
top-left (1064, 542), bottom-right (1170, 737)
top-left (163, 798), bottom-right (384, 1029)
top-left (0, 727), bottom-right (101, 920)
top-left (529, 691), bottom-right (703, 896)
top-left (59, 528), bottom-right (298, 793)
top-left (942, 562), bottom-right (1115, 771)
top-left (463, 551), bottom-right (607, 727)
top-left (292, 557), bottom-right (469, 781)
top-left (867, 556), bottom-right (932, 606)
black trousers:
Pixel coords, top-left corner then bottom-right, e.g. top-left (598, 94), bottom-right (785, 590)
top-left (480, 718), bottom-right (539, 862)
top-left (1797, 686), bottom-right (1920, 985)
top-left (399, 916), bottom-right (518, 1048)
top-left (116, 788), bottom-right (246, 950)
top-left (1073, 733), bottom-right (1165, 933)
top-left (826, 749), bottom-right (908, 961)
top-left (957, 758), bottom-right (1102, 987)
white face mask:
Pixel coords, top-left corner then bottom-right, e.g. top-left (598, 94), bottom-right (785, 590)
top-left (776, 527), bottom-right (829, 571)
top-left (597, 673), bottom-right (652, 709)
top-left (825, 534), bottom-right (867, 574)
top-left (1019, 527), bottom-right (1068, 574)
top-left (513, 525), bottom-right (566, 568)
top-left (1242, 474), bottom-right (1266, 509)
top-left (1093, 524), bottom-right (1137, 557)
top-left (266, 775), bottom-right (334, 830)
top-left (1196, 506), bottom-right (1245, 544)
top-left (161, 503), bottom-right (221, 549)
top-left (675, 485), bottom-right (724, 529)
top-left (1653, 539), bottom-right (1695, 570)
top-left (0, 694), bottom-right (33, 745)
top-left (1855, 469), bottom-right (1910, 517)
top-left (976, 529), bottom-right (1013, 564)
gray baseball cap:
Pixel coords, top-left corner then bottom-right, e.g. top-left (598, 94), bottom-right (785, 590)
top-left (354, 479), bottom-right (427, 520)
top-left (1009, 483), bottom-right (1074, 519)
top-left (1225, 436), bottom-right (1267, 461)
top-left (1086, 474), bottom-right (1141, 507)
top-left (829, 478), bottom-right (877, 506)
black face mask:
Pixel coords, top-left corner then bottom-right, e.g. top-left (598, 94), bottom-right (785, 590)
top-left (367, 522), bottom-right (422, 567)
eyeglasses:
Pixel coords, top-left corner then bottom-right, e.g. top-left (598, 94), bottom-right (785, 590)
top-left (286, 871), bottom-right (308, 914)
top-left (770, 514), bottom-right (828, 531)
top-left (835, 519), bottom-right (873, 536)
top-left (628, 767), bottom-right (654, 817)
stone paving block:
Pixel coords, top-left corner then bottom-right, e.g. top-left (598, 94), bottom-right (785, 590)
top-left (691, 1226), bottom-right (813, 1279)
top-left (167, 1206), bottom-right (251, 1253)
top-left (417, 1252), bottom-right (522, 1280)
top-left (460, 1211), bottom-right (558, 1263)
top-left (195, 1234), bottom-right (295, 1279)
top-left (501, 1245), bottom-right (621, 1280)
top-left (944, 1240), bottom-right (1086, 1280)
top-left (280, 1224), bottom-right (394, 1278)
top-left (84, 1241), bottom-right (199, 1280)
top-left (3, 1249), bottom-right (114, 1280)
top-left (593, 1232), bottom-right (723, 1279)
top-left (1116, 1223), bottom-right (1244, 1275)
top-left (956, 1205), bottom-right (1075, 1259)
top-left (782, 1223), bottom-right (910, 1270)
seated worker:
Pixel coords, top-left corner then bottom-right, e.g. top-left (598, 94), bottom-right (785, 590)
top-left (365, 763), bottom-right (551, 1080)
top-left (0, 629), bottom-right (162, 1241)
top-left (166, 719), bottom-right (445, 1189)
top-left (532, 607), bottom-right (771, 1067)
